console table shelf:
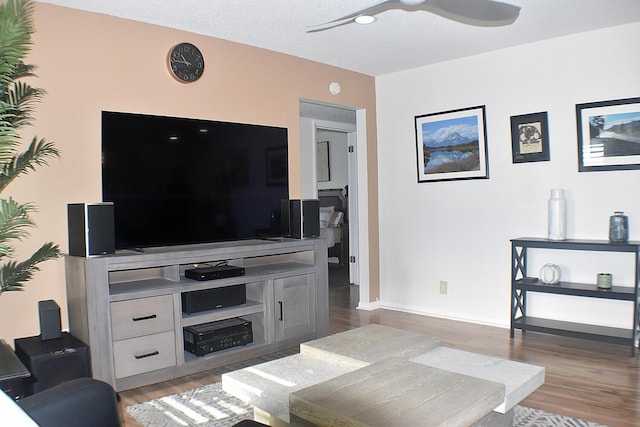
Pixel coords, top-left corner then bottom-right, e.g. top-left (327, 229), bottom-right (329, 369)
top-left (181, 300), bottom-right (264, 327)
top-left (513, 280), bottom-right (636, 300)
top-left (510, 238), bottom-right (639, 355)
top-left (512, 316), bottom-right (634, 345)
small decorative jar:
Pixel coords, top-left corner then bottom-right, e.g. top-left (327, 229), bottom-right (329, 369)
top-left (609, 211), bottom-right (628, 242)
top-left (597, 273), bottom-right (612, 289)
top-left (540, 263), bottom-right (561, 285)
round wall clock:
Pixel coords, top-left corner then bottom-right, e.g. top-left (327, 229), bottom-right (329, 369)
top-left (167, 42), bottom-right (204, 83)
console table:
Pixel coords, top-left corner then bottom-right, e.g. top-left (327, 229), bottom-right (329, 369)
top-left (65, 238), bottom-right (328, 391)
top-left (510, 238), bottom-right (640, 355)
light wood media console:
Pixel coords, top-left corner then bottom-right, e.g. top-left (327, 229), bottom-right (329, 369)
top-left (65, 238), bottom-right (328, 391)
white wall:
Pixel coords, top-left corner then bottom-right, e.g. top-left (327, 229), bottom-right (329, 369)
top-left (375, 23), bottom-right (640, 328)
top-left (317, 130), bottom-right (349, 191)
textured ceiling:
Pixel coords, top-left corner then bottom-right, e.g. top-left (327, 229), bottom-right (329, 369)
top-left (37, 0), bottom-right (640, 76)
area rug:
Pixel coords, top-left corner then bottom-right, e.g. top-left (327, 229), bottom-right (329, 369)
top-left (126, 382), bottom-right (606, 427)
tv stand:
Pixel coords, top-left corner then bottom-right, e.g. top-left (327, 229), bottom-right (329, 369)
top-left (65, 238), bottom-right (328, 391)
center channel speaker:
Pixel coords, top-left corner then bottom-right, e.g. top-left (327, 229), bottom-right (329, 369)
top-left (281, 199), bottom-right (320, 239)
top-left (67, 202), bottom-right (115, 257)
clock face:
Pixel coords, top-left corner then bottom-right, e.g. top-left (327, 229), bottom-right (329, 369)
top-left (168, 42), bottom-right (204, 83)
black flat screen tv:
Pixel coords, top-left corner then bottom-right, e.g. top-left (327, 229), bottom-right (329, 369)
top-left (101, 111), bottom-right (289, 250)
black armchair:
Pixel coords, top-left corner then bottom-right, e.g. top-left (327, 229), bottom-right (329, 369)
top-left (17, 378), bottom-right (121, 427)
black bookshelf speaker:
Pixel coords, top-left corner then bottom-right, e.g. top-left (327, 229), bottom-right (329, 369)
top-left (281, 199), bottom-right (320, 238)
top-left (14, 333), bottom-right (91, 395)
top-left (38, 300), bottom-right (62, 340)
top-left (67, 203), bottom-right (115, 257)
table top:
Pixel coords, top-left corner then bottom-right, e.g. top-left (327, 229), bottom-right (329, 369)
top-left (412, 346), bottom-right (545, 414)
top-left (0, 339), bottom-right (29, 381)
top-left (300, 323), bottom-right (440, 365)
top-left (290, 357), bottom-right (505, 427)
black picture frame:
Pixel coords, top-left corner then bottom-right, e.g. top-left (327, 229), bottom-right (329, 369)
top-left (266, 147), bottom-right (288, 186)
top-left (576, 97), bottom-right (640, 172)
top-left (510, 112), bottom-right (550, 163)
top-left (414, 105), bottom-right (489, 183)
top-left (317, 141), bottom-right (330, 182)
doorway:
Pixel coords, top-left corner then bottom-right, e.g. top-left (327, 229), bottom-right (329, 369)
top-left (299, 100), bottom-right (363, 304)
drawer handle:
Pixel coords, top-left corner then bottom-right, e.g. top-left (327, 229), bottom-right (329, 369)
top-left (278, 301), bottom-right (283, 321)
top-left (132, 314), bottom-right (157, 322)
top-left (134, 350), bottom-right (159, 360)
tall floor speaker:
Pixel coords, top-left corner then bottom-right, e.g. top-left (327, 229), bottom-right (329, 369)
top-left (14, 333), bottom-right (91, 396)
top-left (281, 199), bottom-right (320, 238)
top-left (67, 202), bottom-right (115, 257)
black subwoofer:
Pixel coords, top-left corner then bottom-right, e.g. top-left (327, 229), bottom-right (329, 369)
top-left (14, 333), bottom-right (91, 395)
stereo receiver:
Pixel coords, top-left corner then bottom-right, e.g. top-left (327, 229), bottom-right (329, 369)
top-left (183, 318), bottom-right (253, 356)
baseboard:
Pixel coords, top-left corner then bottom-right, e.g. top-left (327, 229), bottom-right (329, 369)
top-left (356, 300), bottom-right (380, 311)
top-left (372, 301), bottom-right (509, 329)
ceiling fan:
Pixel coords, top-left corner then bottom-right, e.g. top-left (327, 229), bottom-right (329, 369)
top-left (306, 0), bottom-right (521, 33)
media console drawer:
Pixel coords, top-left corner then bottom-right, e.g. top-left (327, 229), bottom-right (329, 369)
top-left (111, 295), bottom-right (174, 341)
top-left (112, 330), bottom-right (176, 378)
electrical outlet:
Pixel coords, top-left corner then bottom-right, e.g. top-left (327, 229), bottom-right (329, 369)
top-left (439, 280), bottom-right (448, 295)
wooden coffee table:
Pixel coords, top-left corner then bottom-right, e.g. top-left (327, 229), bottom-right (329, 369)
top-left (223, 325), bottom-right (543, 426)
top-left (289, 357), bottom-right (505, 427)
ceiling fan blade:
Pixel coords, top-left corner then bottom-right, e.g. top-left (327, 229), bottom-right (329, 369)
top-left (306, 0), bottom-right (520, 33)
top-left (421, 0), bottom-right (521, 27)
top-left (306, 0), bottom-right (396, 33)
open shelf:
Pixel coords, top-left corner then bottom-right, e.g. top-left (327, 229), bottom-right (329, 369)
top-left (108, 261), bottom-right (315, 302)
top-left (182, 340), bottom-right (266, 364)
top-left (109, 278), bottom-right (177, 301)
top-left (511, 237), bottom-right (640, 252)
top-left (513, 280), bottom-right (635, 301)
top-left (245, 261), bottom-right (315, 277)
top-left (513, 316), bottom-right (634, 346)
top-left (181, 300), bottom-right (264, 327)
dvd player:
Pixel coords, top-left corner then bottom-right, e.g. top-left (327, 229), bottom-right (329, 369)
top-left (185, 265), bottom-right (245, 281)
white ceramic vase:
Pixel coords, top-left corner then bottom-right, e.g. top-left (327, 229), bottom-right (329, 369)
top-left (547, 189), bottom-right (566, 240)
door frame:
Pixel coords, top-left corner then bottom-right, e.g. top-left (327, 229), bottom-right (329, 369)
top-left (299, 104), bottom-right (369, 303)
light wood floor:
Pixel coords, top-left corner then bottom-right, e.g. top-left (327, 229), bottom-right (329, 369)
top-left (119, 283), bottom-right (639, 427)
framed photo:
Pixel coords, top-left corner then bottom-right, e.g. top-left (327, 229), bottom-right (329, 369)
top-left (510, 112), bottom-right (550, 163)
top-left (576, 97), bottom-right (640, 172)
top-left (317, 141), bottom-right (330, 182)
top-left (415, 105), bottom-right (489, 183)
top-left (266, 147), bottom-right (288, 186)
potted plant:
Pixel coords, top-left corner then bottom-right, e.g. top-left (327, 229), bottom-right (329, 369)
top-left (0, 0), bottom-right (61, 295)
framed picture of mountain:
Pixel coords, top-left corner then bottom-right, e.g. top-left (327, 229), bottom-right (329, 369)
top-left (577, 97), bottom-right (640, 172)
top-left (415, 105), bottom-right (489, 183)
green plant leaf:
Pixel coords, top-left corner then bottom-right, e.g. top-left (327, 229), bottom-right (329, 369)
top-left (0, 0), bottom-right (61, 295)
top-left (0, 137), bottom-right (60, 192)
top-left (0, 241), bottom-right (61, 293)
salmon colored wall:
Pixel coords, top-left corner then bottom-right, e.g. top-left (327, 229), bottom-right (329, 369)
top-left (0, 3), bottom-right (378, 344)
